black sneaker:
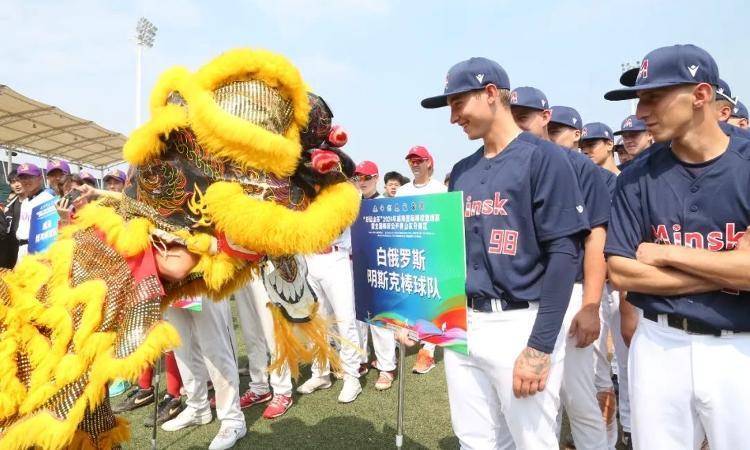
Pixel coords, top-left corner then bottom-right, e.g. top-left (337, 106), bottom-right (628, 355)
top-left (112, 387), bottom-right (154, 413)
top-left (144, 394), bottom-right (184, 427)
top-left (621, 431), bottom-right (633, 450)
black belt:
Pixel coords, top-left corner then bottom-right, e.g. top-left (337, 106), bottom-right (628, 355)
top-left (469, 294), bottom-right (530, 313)
top-left (18, 239), bottom-right (28, 246)
top-left (643, 311), bottom-right (725, 336)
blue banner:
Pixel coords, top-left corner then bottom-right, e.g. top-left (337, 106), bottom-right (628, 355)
top-left (28, 197), bottom-right (60, 254)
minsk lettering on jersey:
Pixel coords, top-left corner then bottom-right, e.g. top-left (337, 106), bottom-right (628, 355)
top-left (605, 137), bottom-right (750, 331)
top-left (651, 222), bottom-right (745, 250)
top-left (449, 132), bottom-right (588, 304)
top-left (463, 193), bottom-right (509, 217)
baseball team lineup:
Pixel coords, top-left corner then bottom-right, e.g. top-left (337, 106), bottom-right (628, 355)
top-left (2, 36), bottom-right (750, 450)
top-left (392, 43), bottom-right (750, 450)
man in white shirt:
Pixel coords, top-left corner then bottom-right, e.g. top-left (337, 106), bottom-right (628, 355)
top-left (14, 163), bottom-right (55, 265)
top-left (296, 227), bottom-right (364, 403)
top-left (396, 146), bottom-right (447, 374)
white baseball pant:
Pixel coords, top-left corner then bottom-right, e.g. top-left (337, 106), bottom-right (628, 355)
top-left (305, 251), bottom-right (363, 378)
top-left (444, 303), bottom-right (566, 450)
top-left (234, 277), bottom-right (293, 396)
top-left (559, 282), bottom-right (608, 450)
top-left (358, 321), bottom-right (397, 372)
top-left (167, 298), bottom-right (245, 428)
top-left (593, 283), bottom-right (630, 444)
top-left (629, 313), bottom-right (750, 450)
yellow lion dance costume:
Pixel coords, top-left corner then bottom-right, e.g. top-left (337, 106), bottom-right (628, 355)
top-left (0, 49), bottom-right (360, 449)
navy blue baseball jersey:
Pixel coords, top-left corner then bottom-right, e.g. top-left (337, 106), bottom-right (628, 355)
top-left (606, 135), bottom-right (750, 331)
top-left (720, 120), bottom-right (750, 141)
top-left (564, 150), bottom-right (612, 281)
top-left (449, 131), bottom-right (589, 303)
top-left (600, 168), bottom-right (617, 200)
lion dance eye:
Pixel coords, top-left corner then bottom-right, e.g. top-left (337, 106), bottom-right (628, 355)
top-left (213, 80), bottom-right (294, 135)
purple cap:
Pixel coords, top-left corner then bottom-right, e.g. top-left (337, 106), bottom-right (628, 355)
top-left (79, 170), bottom-right (96, 182)
top-left (46, 159), bottom-right (71, 175)
top-left (17, 163), bottom-right (42, 177)
top-left (103, 169), bottom-right (127, 183)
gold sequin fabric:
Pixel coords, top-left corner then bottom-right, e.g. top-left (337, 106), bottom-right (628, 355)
top-left (214, 80), bottom-right (294, 135)
top-left (0, 227), bottom-right (166, 448)
top-left (122, 127), bottom-right (308, 233)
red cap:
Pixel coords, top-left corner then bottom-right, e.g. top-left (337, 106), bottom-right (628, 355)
top-left (405, 145), bottom-right (433, 162)
top-left (354, 160), bottom-right (379, 176)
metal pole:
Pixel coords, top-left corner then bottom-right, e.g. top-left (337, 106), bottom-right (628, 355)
top-left (151, 354), bottom-right (162, 450)
top-left (135, 44), bottom-right (143, 128)
top-left (396, 340), bottom-right (406, 448)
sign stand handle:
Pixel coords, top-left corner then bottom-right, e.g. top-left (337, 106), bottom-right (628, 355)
top-left (396, 340), bottom-right (406, 448)
top-left (151, 354), bottom-right (162, 450)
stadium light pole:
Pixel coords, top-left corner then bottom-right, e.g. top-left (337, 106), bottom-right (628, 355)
top-left (135, 17), bottom-right (157, 128)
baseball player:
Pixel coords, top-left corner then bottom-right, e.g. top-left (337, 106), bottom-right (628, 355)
top-left (418, 57), bottom-right (589, 449)
top-left (614, 115), bottom-right (653, 165)
top-left (547, 105), bottom-right (583, 150)
top-left (396, 145), bottom-right (448, 374)
top-left (511, 90), bottom-right (612, 450)
top-left (163, 296), bottom-right (247, 450)
top-left (296, 226), bottom-right (364, 403)
top-left (713, 79), bottom-right (736, 122)
top-left (728, 101), bottom-right (749, 129)
top-left (604, 44), bottom-right (750, 450)
top-left (579, 122), bottom-right (632, 448)
top-left (234, 277), bottom-right (295, 418)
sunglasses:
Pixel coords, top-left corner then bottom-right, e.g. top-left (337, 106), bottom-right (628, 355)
top-left (408, 158), bottom-right (429, 165)
top-left (354, 174), bottom-right (376, 182)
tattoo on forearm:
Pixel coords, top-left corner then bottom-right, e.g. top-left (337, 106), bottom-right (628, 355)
top-left (520, 347), bottom-right (550, 375)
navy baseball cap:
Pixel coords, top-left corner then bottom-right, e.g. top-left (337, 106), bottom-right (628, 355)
top-left (613, 115), bottom-right (647, 135)
top-left (510, 86), bottom-right (549, 110)
top-left (732, 101), bottom-right (748, 120)
top-left (421, 57), bottom-right (511, 109)
top-left (549, 106), bottom-right (582, 130)
top-left (581, 122), bottom-right (614, 142)
top-left (605, 44), bottom-right (720, 101)
top-left (715, 79), bottom-right (736, 104)
top-left (620, 68), bottom-right (638, 87)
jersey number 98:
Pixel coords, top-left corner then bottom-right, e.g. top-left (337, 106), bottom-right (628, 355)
top-left (488, 229), bottom-right (518, 256)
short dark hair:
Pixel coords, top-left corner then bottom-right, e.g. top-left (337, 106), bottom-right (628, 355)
top-left (7, 170), bottom-right (18, 182)
top-left (384, 171), bottom-right (409, 185)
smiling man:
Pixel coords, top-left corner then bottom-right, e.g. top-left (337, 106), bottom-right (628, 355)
top-left (604, 44), bottom-right (750, 450)
top-left (418, 57), bottom-right (588, 449)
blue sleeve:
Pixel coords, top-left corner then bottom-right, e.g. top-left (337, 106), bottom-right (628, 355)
top-left (604, 174), bottom-right (644, 259)
top-left (527, 234), bottom-right (579, 353)
top-left (603, 171), bottom-right (617, 201)
top-left (581, 164), bottom-right (611, 228)
top-left (530, 146), bottom-right (590, 241)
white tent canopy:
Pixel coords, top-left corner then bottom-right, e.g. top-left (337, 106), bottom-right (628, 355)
top-left (0, 85), bottom-right (127, 170)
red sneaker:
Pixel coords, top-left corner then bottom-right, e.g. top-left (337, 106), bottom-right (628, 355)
top-left (262, 394), bottom-right (293, 419)
top-left (239, 390), bottom-right (273, 409)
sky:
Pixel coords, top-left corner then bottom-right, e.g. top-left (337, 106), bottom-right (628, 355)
top-left (2, 0), bottom-right (748, 186)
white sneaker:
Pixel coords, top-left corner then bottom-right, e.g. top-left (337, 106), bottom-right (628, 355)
top-left (296, 376), bottom-right (332, 394)
top-left (208, 423), bottom-right (247, 450)
top-left (337, 376), bottom-right (362, 403)
top-left (161, 407), bottom-right (213, 431)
